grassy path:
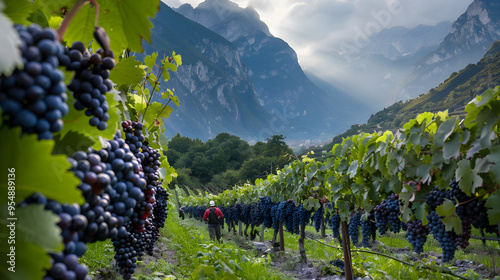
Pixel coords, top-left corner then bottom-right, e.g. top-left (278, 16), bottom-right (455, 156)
top-left (80, 212), bottom-right (500, 280)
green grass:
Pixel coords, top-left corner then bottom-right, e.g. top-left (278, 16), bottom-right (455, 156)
top-left (79, 240), bottom-right (122, 279)
top-left (161, 212), bottom-right (292, 280)
top-left (81, 215), bottom-right (500, 279)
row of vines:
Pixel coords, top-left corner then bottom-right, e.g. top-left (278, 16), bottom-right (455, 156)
top-left (181, 86), bottom-right (500, 279)
top-left (0, 0), bottom-right (181, 280)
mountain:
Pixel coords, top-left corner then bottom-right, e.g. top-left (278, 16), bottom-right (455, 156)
top-left (308, 21), bottom-right (453, 109)
top-left (140, 4), bottom-right (272, 141)
top-left (393, 0), bottom-right (500, 101)
top-left (306, 39), bottom-right (500, 158)
top-left (175, 0), bottom-right (361, 140)
top-left (368, 39), bottom-right (500, 132)
top-left (360, 21), bottom-right (453, 60)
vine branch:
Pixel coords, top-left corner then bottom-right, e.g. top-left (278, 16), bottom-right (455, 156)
top-left (57, 0), bottom-right (88, 41)
top-left (307, 236), bottom-right (468, 280)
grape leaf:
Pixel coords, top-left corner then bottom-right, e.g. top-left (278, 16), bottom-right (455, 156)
top-left (455, 159), bottom-right (482, 196)
top-left (64, 0), bottom-right (160, 56)
top-left (443, 132), bottom-right (460, 160)
top-left (0, 204), bottom-right (63, 280)
top-left (436, 199), bottom-right (462, 235)
top-left (32, 0), bottom-right (75, 18)
top-left (0, 3), bottom-right (22, 76)
top-left (53, 130), bottom-right (95, 156)
top-left (159, 158), bottom-right (176, 184)
top-left (109, 56), bottom-right (144, 87)
top-left (60, 92), bottom-right (120, 150)
top-left (0, 127), bottom-right (83, 204)
top-left (486, 145), bottom-right (500, 184)
top-left (485, 189), bottom-right (500, 225)
top-left (159, 133), bottom-right (168, 151)
top-left (416, 164), bottom-right (432, 184)
top-left (3, 0), bottom-right (33, 24)
top-left (347, 160), bottom-right (358, 179)
top-left (434, 117), bottom-right (456, 147)
top-left (144, 52), bottom-right (158, 74)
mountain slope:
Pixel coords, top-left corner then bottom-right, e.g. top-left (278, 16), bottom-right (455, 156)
top-left (176, 0), bottom-right (360, 140)
top-left (394, 0), bottom-right (500, 101)
top-left (307, 20), bottom-right (454, 109)
top-left (369, 39), bottom-right (500, 130)
top-left (360, 21), bottom-right (452, 60)
top-left (306, 39), bottom-right (500, 158)
top-left (139, 4), bottom-right (272, 141)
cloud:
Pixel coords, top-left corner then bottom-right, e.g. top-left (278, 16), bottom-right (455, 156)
top-left (161, 0), bottom-right (475, 107)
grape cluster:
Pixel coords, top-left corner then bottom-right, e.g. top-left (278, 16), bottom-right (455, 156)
top-left (218, 204), bottom-right (226, 228)
top-left (361, 213), bottom-right (376, 247)
top-left (312, 207), bottom-right (324, 233)
top-left (22, 128), bottom-right (171, 280)
top-left (66, 121), bottom-right (168, 279)
top-left (330, 259), bottom-right (345, 271)
top-left (330, 214), bottom-right (341, 238)
top-left (271, 204), bottom-right (279, 232)
top-left (112, 228), bottom-right (138, 279)
top-left (61, 41), bottom-right (115, 130)
top-left (223, 205), bottom-right (235, 229)
top-left (20, 193), bottom-right (91, 280)
top-left (152, 187), bottom-right (169, 231)
top-left (405, 219), bottom-right (429, 254)
top-left (348, 212), bottom-right (361, 245)
top-left (258, 196), bottom-right (274, 228)
top-left (68, 150), bottom-right (121, 243)
top-left (298, 204), bottom-right (312, 226)
top-left (233, 203), bottom-right (242, 224)
top-left (426, 186), bottom-right (453, 211)
top-left (276, 200), bottom-right (295, 233)
top-left (0, 24), bottom-right (69, 139)
top-left (249, 203), bottom-right (261, 226)
top-left (240, 203), bottom-right (252, 225)
top-left (292, 206), bottom-right (300, 234)
top-left (427, 179), bottom-right (498, 250)
top-left (374, 194), bottom-right (401, 234)
top-left (427, 211), bottom-right (457, 262)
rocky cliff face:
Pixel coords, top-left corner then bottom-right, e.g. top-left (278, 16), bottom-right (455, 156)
top-left (394, 0), bottom-right (500, 101)
top-left (141, 4), bottom-right (272, 141)
top-left (176, 0), bottom-right (357, 140)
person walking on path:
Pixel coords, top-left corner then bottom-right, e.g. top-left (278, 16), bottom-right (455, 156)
top-left (203, 201), bottom-right (224, 241)
top-left (179, 206), bottom-right (185, 220)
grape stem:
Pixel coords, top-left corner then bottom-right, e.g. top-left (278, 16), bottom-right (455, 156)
top-left (140, 65), bottom-right (163, 123)
top-left (57, 0), bottom-right (88, 42)
top-left (90, 0), bottom-right (101, 27)
top-left (307, 236), bottom-right (468, 280)
top-left (458, 185), bottom-right (497, 206)
top-left (57, 0), bottom-right (100, 42)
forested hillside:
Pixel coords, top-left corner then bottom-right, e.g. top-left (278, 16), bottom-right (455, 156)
top-left (166, 133), bottom-right (294, 192)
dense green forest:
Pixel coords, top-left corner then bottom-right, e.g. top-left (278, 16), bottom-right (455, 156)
top-left (166, 133), bottom-right (294, 192)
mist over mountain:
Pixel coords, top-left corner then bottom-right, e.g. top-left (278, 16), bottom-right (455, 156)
top-left (393, 0), bottom-right (500, 101)
top-left (174, 0), bottom-right (366, 141)
top-left (305, 20), bottom-right (453, 110)
top-left (360, 21), bottom-right (453, 60)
